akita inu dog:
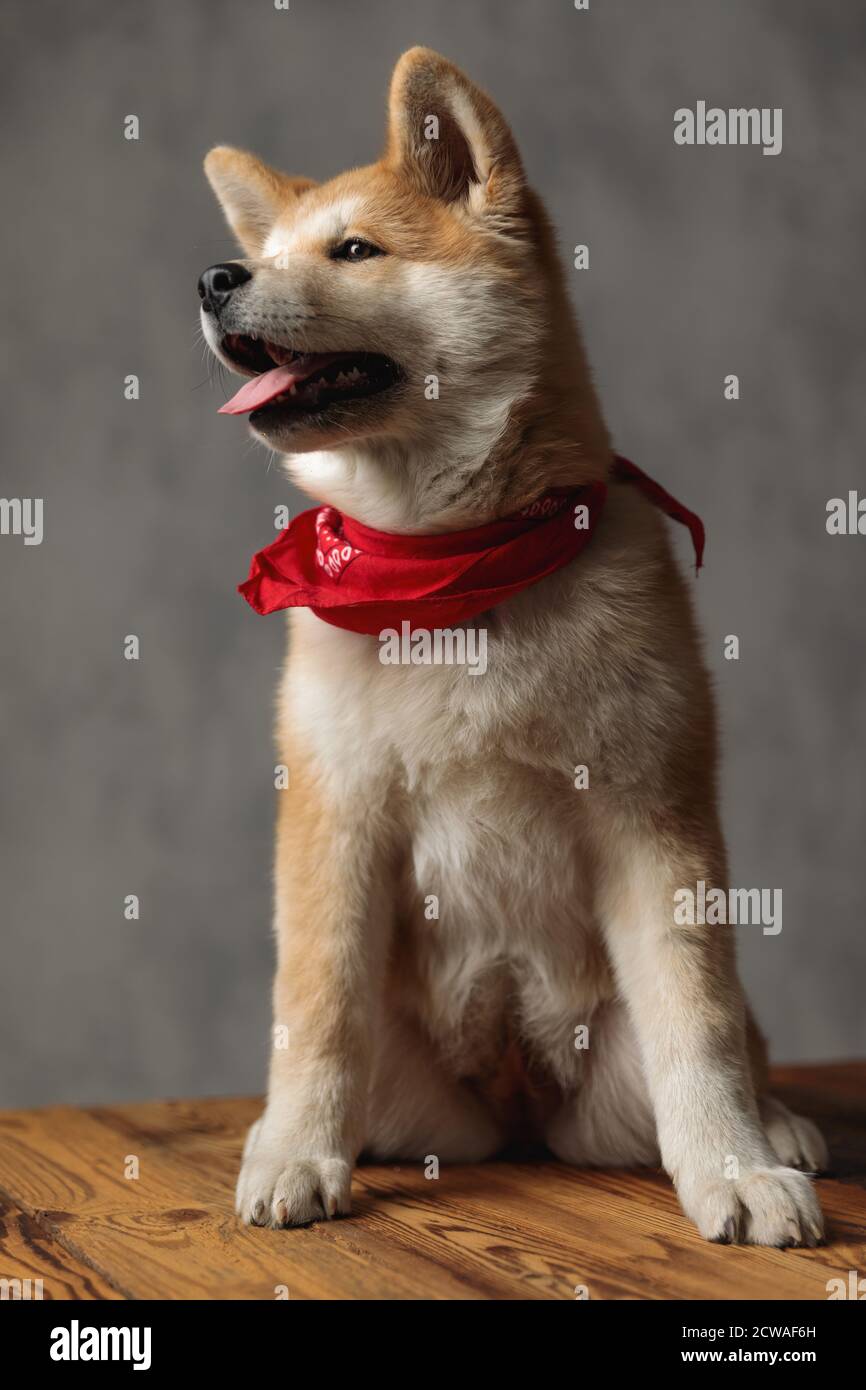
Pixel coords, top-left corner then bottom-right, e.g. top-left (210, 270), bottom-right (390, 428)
top-left (199, 48), bottom-right (826, 1246)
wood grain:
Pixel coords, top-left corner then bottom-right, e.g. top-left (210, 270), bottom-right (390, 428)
top-left (0, 1197), bottom-right (123, 1300)
top-left (0, 1065), bottom-right (863, 1300)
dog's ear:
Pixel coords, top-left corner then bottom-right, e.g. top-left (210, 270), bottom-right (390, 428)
top-left (385, 48), bottom-right (527, 225)
top-left (203, 147), bottom-right (316, 255)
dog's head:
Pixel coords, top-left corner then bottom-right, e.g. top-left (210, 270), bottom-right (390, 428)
top-left (200, 48), bottom-right (606, 529)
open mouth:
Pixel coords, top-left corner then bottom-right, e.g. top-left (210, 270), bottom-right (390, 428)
top-left (217, 335), bottom-right (401, 421)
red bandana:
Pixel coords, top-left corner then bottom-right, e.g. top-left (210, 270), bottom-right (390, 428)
top-left (239, 455), bottom-right (704, 635)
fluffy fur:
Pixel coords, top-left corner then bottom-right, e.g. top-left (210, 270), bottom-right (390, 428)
top-left (201, 48), bottom-right (826, 1245)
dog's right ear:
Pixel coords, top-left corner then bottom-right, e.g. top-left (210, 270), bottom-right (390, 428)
top-left (385, 48), bottom-right (527, 227)
top-left (203, 147), bottom-right (316, 256)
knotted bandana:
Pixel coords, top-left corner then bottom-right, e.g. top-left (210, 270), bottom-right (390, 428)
top-left (239, 455), bottom-right (704, 635)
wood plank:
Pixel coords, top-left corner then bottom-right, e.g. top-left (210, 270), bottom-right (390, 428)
top-left (0, 1100), bottom-right (491, 1299)
top-left (0, 1196), bottom-right (123, 1301)
top-left (352, 1160), bottom-right (863, 1302)
top-left (0, 1067), bottom-right (863, 1300)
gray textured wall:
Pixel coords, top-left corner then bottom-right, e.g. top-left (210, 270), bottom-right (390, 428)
top-left (1, 0), bottom-right (864, 1108)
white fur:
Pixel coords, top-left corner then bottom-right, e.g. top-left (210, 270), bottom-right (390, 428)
top-left (263, 198), bottom-right (363, 259)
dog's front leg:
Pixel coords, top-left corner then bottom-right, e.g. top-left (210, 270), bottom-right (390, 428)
top-left (598, 824), bottom-right (824, 1247)
top-left (236, 747), bottom-right (391, 1228)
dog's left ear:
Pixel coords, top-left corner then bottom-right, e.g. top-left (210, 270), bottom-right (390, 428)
top-left (385, 48), bottom-right (527, 226)
top-left (204, 146), bottom-right (316, 255)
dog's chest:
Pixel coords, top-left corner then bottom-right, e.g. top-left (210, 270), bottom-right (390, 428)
top-left (298, 621), bottom-right (614, 1077)
top-left (400, 757), bottom-right (614, 1081)
top-left (287, 605), bottom-right (618, 1078)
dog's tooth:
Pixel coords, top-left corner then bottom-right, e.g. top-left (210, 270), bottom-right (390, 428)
top-left (270, 343), bottom-right (297, 367)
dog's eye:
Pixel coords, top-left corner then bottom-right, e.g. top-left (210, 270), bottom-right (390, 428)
top-left (331, 238), bottom-right (384, 262)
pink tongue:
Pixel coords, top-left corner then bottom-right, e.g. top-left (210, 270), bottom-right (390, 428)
top-left (218, 354), bottom-right (341, 415)
top-left (218, 366), bottom-right (302, 415)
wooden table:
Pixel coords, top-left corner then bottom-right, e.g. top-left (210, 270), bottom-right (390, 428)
top-left (0, 1064), bottom-right (863, 1300)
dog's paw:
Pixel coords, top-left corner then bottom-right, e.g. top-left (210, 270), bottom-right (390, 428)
top-left (761, 1096), bottom-right (828, 1173)
top-left (679, 1166), bottom-right (824, 1247)
top-left (235, 1125), bottom-right (352, 1228)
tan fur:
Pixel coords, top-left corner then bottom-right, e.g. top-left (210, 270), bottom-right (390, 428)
top-left (205, 48), bottom-right (826, 1245)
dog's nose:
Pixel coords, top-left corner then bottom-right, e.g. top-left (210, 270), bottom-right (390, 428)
top-left (197, 262), bottom-right (252, 313)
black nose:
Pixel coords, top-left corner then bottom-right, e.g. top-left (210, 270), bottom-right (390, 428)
top-left (197, 262), bottom-right (252, 312)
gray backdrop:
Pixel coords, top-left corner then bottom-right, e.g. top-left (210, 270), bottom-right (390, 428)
top-left (1, 0), bottom-right (864, 1109)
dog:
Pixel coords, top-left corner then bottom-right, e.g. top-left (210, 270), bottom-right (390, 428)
top-left (199, 47), bottom-right (826, 1246)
